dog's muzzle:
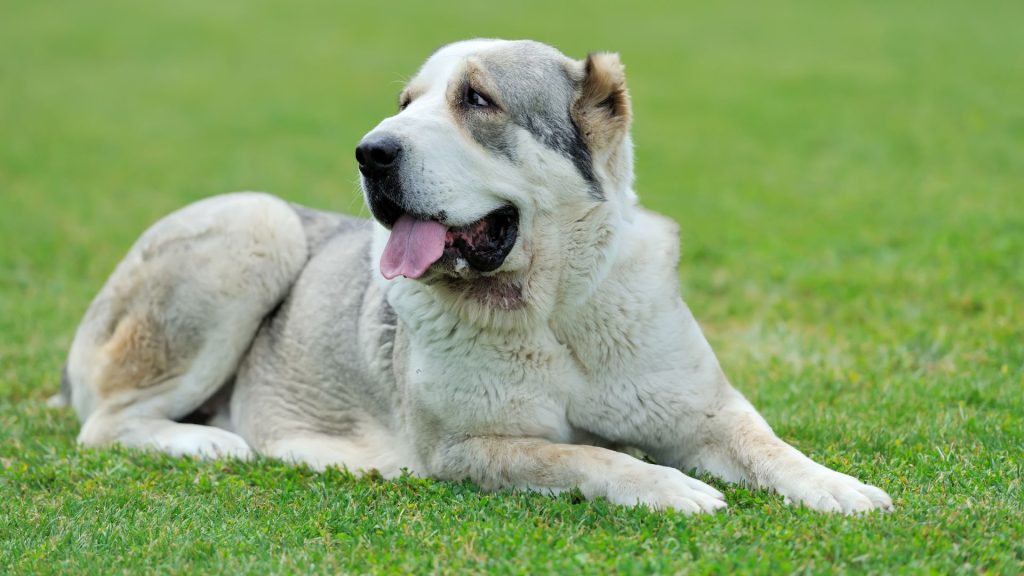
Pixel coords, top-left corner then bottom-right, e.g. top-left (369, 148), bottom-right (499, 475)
top-left (356, 133), bottom-right (519, 280)
top-left (355, 133), bottom-right (402, 178)
top-left (356, 132), bottom-right (408, 228)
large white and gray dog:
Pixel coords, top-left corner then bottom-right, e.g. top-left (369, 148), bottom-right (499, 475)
top-left (61, 39), bottom-right (892, 514)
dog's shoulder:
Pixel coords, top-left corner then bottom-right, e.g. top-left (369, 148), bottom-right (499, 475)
top-left (549, 205), bottom-right (688, 376)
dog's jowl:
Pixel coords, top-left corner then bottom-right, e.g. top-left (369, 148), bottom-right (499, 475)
top-left (62, 39), bottom-right (892, 514)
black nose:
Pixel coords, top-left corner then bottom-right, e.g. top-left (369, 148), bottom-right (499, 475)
top-left (355, 134), bottom-right (402, 176)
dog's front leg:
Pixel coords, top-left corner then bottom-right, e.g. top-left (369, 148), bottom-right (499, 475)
top-left (430, 436), bottom-right (727, 514)
top-left (690, 386), bottom-right (893, 514)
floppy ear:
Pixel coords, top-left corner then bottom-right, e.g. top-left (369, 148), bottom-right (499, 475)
top-left (573, 52), bottom-right (632, 151)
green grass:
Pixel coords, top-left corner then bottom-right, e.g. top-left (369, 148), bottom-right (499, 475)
top-left (2, 0), bottom-right (1022, 572)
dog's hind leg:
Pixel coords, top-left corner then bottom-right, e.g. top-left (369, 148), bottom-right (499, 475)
top-left (66, 193), bottom-right (309, 459)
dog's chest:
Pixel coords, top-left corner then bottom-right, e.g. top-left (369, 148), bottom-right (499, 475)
top-left (404, 323), bottom-right (590, 443)
top-left (402, 308), bottom-right (673, 446)
top-left (389, 258), bottom-right (685, 444)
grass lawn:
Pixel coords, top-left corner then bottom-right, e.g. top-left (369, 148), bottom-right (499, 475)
top-left (2, 0), bottom-right (1022, 572)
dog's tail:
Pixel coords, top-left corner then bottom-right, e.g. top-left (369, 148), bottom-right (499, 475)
top-left (46, 363), bottom-right (72, 409)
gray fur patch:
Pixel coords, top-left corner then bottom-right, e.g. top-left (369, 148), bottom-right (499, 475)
top-left (60, 362), bottom-right (71, 405)
top-left (520, 111), bottom-right (599, 199)
top-left (289, 204), bottom-right (371, 255)
top-left (475, 42), bottom-right (602, 200)
top-left (462, 114), bottom-right (516, 161)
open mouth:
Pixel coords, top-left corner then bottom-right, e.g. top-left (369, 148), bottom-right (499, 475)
top-left (379, 205), bottom-right (519, 280)
top-left (444, 206), bottom-right (519, 273)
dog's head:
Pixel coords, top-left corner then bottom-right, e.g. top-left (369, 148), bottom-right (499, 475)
top-left (358, 39), bottom-right (635, 314)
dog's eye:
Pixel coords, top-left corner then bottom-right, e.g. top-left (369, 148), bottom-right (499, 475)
top-left (399, 98), bottom-right (411, 111)
top-left (465, 87), bottom-right (493, 109)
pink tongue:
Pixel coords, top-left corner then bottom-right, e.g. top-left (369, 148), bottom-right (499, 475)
top-left (380, 215), bottom-right (448, 279)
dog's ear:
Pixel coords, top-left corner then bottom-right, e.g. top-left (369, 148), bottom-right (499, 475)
top-left (573, 52), bottom-right (632, 151)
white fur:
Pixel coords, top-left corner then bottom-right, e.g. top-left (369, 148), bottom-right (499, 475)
top-left (64, 41), bottom-right (892, 515)
top-left (68, 193), bottom-right (308, 460)
top-left (359, 40), bottom-right (892, 514)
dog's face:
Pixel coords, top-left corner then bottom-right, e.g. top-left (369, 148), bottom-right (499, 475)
top-left (358, 39), bottom-right (634, 311)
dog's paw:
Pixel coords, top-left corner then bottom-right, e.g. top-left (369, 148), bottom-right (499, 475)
top-left (607, 464), bottom-right (728, 515)
top-left (778, 465), bottom-right (892, 514)
top-left (155, 424), bottom-right (254, 460)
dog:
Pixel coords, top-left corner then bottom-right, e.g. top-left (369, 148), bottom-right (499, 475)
top-left (60, 39), bottom-right (892, 514)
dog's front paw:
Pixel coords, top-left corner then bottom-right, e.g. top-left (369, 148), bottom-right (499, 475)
top-left (777, 465), bottom-right (892, 514)
top-left (606, 464), bottom-right (728, 515)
